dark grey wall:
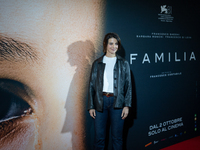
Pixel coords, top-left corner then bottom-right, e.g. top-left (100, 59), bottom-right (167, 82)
top-left (86, 0), bottom-right (200, 149)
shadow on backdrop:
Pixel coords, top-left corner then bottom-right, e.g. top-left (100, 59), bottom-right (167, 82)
top-left (123, 70), bottom-right (137, 150)
top-left (120, 45), bottom-right (137, 150)
top-left (61, 40), bottom-right (96, 149)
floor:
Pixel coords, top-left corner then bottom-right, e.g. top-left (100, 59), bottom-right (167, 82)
top-left (161, 136), bottom-right (200, 150)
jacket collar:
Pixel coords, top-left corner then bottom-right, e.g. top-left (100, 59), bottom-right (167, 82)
top-left (97, 54), bottom-right (123, 63)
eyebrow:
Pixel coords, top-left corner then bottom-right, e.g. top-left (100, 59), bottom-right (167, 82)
top-left (0, 35), bottom-right (38, 62)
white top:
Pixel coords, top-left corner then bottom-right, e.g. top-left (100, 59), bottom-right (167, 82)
top-left (103, 56), bottom-right (117, 93)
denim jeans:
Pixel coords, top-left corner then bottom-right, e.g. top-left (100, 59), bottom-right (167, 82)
top-left (94, 95), bottom-right (124, 150)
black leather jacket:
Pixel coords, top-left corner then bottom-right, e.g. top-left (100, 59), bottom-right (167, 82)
top-left (88, 54), bottom-right (132, 112)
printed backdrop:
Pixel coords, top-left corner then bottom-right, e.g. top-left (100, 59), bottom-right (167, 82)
top-left (86, 0), bottom-right (200, 149)
top-left (0, 0), bottom-right (199, 150)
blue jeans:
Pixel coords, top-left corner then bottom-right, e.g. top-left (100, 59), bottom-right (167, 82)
top-left (94, 96), bottom-right (124, 150)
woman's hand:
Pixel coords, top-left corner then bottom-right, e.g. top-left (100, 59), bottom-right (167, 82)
top-left (121, 107), bottom-right (129, 119)
top-left (89, 109), bottom-right (96, 119)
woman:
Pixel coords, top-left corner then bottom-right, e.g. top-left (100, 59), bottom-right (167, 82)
top-left (88, 33), bottom-right (132, 150)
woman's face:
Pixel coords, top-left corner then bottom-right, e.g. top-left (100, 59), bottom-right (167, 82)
top-left (0, 1), bottom-right (104, 149)
top-left (106, 38), bottom-right (118, 57)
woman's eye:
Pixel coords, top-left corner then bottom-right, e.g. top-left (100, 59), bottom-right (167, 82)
top-left (0, 89), bottom-right (32, 123)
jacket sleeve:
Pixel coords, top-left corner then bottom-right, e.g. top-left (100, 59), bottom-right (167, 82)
top-left (88, 61), bottom-right (96, 111)
top-left (124, 61), bottom-right (132, 107)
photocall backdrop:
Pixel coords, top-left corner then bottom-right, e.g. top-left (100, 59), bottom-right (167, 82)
top-left (86, 0), bottom-right (200, 149)
top-left (0, 1), bottom-right (104, 150)
top-left (0, 0), bottom-right (199, 150)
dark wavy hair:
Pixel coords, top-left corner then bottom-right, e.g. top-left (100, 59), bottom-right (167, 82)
top-left (103, 32), bottom-right (121, 53)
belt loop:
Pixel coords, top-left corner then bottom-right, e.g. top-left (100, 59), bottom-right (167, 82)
top-left (106, 92), bottom-right (109, 97)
